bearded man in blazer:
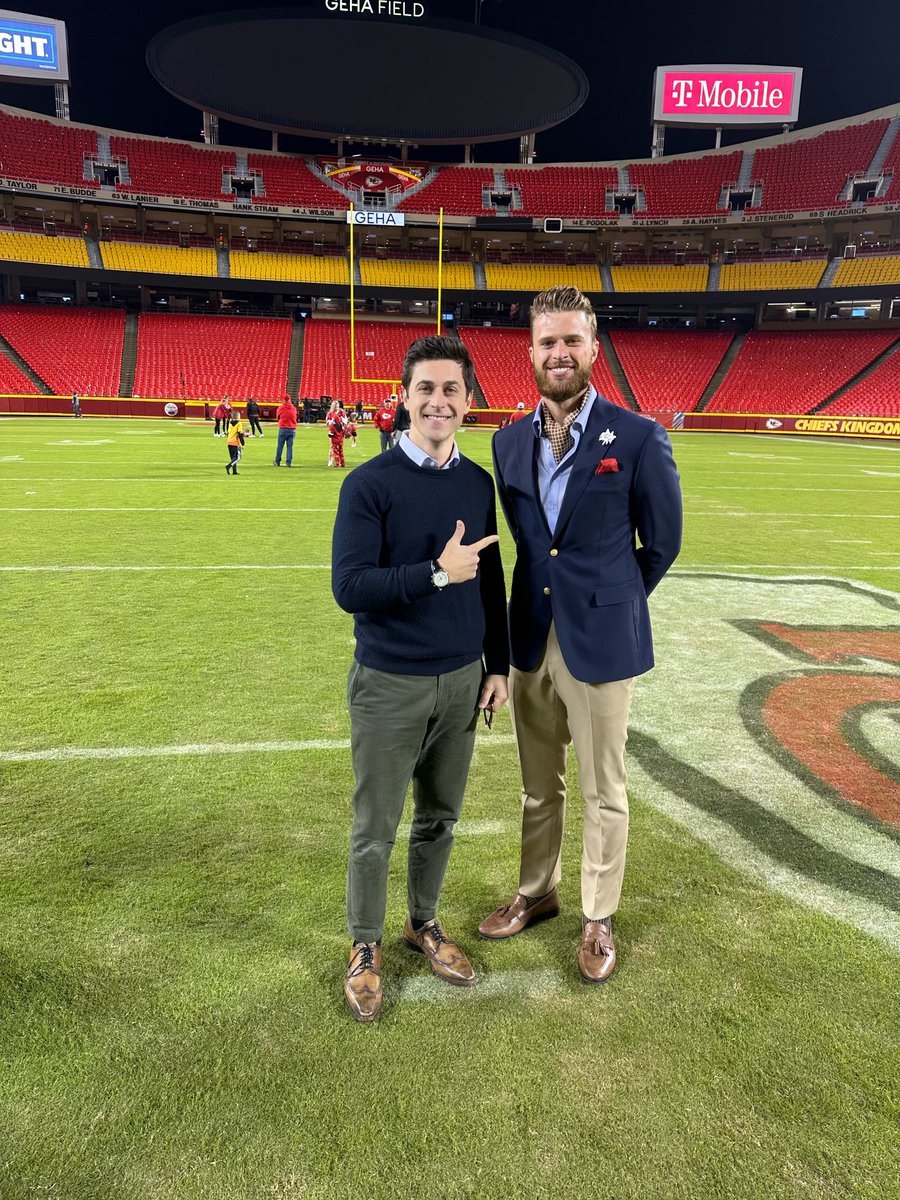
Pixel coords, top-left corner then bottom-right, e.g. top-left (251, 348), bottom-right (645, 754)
top-left (479, 286), bottom-right (683, 983)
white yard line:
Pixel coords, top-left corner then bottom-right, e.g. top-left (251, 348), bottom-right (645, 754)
top-left (0, 564), bottom-right (333, 573)
top-left (0, 733), bottom-right (518, 764)
top-left (0, 507), bottom-right (332, 513)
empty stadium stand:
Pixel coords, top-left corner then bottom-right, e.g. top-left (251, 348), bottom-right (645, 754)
top-left (629, 152), bottom-right (742, 216)
top-left (709, 330), bottom-right (899, 414)
top-left (831, 254), bottom-right (900, 287)
top-left (0, 306), bottom-right (124, 396)
top-left (611, 331), bottom-right (733, 413)
top-left (0, 351), bottom-right (39, 395)
top-left (0, 230), bottom-right (90, 269)
top-left (99, 242), bottom-right (218, 277)
top-left (610, 265), bottom-right (708, 292)
top-left (298, 318), bottom-right (447, 406)
top-left (819, 342), bottom-right (900, 415)
top-left (359, 258), bottom-right (474, 289)
top-left (0, 108), bottom-right (98, 187)
top-left (109, 136), bottom-right (235, 200)
top-left (457, 325), bottom-right (628, 410)
top-left (483, 262), bottom-right (602, 292)
top-left (397, 168), bottom-right (492, 215)
top-left (230, 249), bottom-right (349, 285)
top-left (718, 259), bottom-right (827, 291)
top-left (133, 314), bottom-right (292, 399)
top-left (748, 120), bottom-right (888, 212)
top-left (506, 166), bottom-right (619, 218)
top-left (246, 155), bottom-right (351, 209)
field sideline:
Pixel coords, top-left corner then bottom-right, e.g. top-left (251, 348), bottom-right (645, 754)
top-left (1, 418), bottom-right (898, 1200)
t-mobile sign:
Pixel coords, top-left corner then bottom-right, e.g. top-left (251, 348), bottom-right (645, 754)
top-left (652, 64), bottom-right (802, 126)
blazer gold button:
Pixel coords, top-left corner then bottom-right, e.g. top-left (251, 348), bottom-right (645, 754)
top-left (543, 587), bottom-right (551, 595)
top-left (550, 549), bottom-right (558, 557)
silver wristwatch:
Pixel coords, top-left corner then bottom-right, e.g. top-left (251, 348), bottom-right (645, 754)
top-left (431, 560), bottom-right (450, 589)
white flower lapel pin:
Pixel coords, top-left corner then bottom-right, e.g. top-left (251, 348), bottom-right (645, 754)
top-left (598, 429), bottom-right (616, 447)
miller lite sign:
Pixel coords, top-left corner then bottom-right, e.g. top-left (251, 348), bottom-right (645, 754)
top-left (652, 64), bottom-right (802, 127)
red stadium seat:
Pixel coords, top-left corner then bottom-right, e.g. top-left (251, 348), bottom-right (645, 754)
top-left (0, 306), bottom-right (124, 395)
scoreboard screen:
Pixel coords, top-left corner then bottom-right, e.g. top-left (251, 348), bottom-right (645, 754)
top-left (0, 8), bottom-right (68, 83)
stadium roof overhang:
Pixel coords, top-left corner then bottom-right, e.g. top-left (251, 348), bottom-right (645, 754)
top-left (146, 9), bottom-right (588, 145)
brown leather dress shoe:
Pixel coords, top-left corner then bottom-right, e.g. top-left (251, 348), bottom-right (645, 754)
top-left (344, 941), bottom-right (383, 1022)
top-left (403, 918), bottom-right (476, 986)
top-left (578, 917), bottom-right (616, 984)
top-left (477, 889), bottom-right (560, 940)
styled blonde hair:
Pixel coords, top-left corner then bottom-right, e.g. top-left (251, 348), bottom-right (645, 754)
top-left (529, 285), bottom-right (597, 340)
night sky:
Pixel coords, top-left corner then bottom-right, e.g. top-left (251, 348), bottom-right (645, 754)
top-left (1, 0), bottom-right (899, 163)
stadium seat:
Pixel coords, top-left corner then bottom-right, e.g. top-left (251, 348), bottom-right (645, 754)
top-left (0, 108), bottom-right (99, 188)
top-left (398, 168), bottom-right (493, 215)
top-left (230, 250), bottom-right (350, 285)
top-left (0, 306), bottom-right (124, 396)
top-left (359, 259), bottom-right (475, 289)
top-left (611, 331), bottom-right (733, 413)
top-left (246, 155), bottom-right (351, 209)
top-left (297, 318), bottom-right (444, 407)
top-left (831, 255), bottom-right (900, 287)
top-left (610, 265), bottom-right (708, 292)
top-left (0, 353), bottom-right (39, 395)
top-left (483, 263), bottom-right (602, 292)
top-left (506, 166), bottom-right (619, 218)
top-left (0, 230), bottom-right (90, 269)
top-left (709, 330), bottom-right (899, 413)
top-left (99, 242), bottom-right (218, 277)
top-left (133, 314), bottom-right (292, 400)
top-left (109, 136), bottom-right (235, 200)
top-left (820, 344), bottom-right (900, 416)
top-left (628, 152), bottom-right (742, 216)
top-left (718, 260), bottom-right (827, 290)
top-left (747, 120), bottom-right (888, 212)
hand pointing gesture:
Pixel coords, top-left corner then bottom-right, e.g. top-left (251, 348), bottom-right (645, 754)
top-left (437, 520), bottom-right (500, 584)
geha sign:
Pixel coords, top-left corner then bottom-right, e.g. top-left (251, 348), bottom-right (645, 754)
top-left (653, 64), bottom-right (802, 126)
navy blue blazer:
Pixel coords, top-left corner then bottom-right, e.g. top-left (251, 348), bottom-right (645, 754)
top-left (492, 393), bottom-right (683, 684)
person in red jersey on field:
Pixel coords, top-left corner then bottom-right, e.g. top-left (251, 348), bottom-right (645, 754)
top-left (274, 394), bottom-right (298, 467)
top-left (508, 401), bottom-right (528, 423)
top-left (327, 400), bottom-right (349, 468)
top-left (212, 400), bottom-right (228, 437)
top-left (373, 393), bottom-right (396, 453)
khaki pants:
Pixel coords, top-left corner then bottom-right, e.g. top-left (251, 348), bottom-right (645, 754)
top-left (510, 624), bottom-right (635, 921)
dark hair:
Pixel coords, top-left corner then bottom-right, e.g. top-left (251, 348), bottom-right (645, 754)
top-left (401, 335), bottom-right (475, 395)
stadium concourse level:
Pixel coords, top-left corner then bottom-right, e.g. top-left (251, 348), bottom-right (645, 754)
top-left (133, 314), bottom-right (292, 401)
top-left (3, 103), bottom-right (900, 217)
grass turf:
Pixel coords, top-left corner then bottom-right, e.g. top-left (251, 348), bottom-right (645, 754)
top-left (0, 419), bottom-right (898, 1199)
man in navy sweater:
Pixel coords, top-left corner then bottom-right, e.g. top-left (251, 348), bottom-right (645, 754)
top-left (332, 335), bottom-right (509, 1022)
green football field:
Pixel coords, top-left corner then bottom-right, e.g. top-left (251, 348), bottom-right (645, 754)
top-left (1, 417), bottom-right (898, 1200)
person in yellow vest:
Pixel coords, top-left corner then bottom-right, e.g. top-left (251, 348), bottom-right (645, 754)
top-left (225, 411), bottom-right (245, 475)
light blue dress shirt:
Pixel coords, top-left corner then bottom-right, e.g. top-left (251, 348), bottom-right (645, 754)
top-left (531, 387), bottom-right (597, 534)
top-left (398, 430), bottom-right (461, 470)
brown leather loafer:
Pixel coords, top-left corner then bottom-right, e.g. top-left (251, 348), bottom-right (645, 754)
top-left (477, 889), bottom-right (560, 940)
top-left (403, 918), bottom-right (476, 986)
top-left (578, 917), bottom-right (616, 984)
top-left (344, 941), bottom-right (383, 1022)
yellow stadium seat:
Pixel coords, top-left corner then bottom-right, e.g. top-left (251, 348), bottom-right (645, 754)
top-left (99, 242), bottom-right (217, 277)
top-left (0, 230), bottom-right (90, 268)
top-left (718, 260), bottom-right (826, 291)
top-left (831, 255), bottom-right (900, 288)
top-left (610, 265), bottom-right (708, 292)
top-left (484, 263), bottom-right (601, 292)
top-left (359, 259), bottom-right (474, 289)
top-left (230, 250), bottom-right (350, 284)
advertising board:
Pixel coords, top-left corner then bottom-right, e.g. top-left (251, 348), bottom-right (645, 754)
top-left (0, 8), bottom-right (68, 83)
top-left (652, 64), bottom-right (802, 127)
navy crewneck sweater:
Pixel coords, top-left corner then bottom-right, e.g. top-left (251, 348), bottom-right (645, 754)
top-left (332, 447), bottom-right (509, 677)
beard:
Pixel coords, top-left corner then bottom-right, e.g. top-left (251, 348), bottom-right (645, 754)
top-left (532, 358), bottom-right (593, 406)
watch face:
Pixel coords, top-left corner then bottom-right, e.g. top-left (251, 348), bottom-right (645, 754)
top-left (432, 569), bottom-right (450, 589)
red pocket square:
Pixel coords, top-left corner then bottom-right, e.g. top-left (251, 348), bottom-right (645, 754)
top-left (596, 458), bottom-right (620, 474)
